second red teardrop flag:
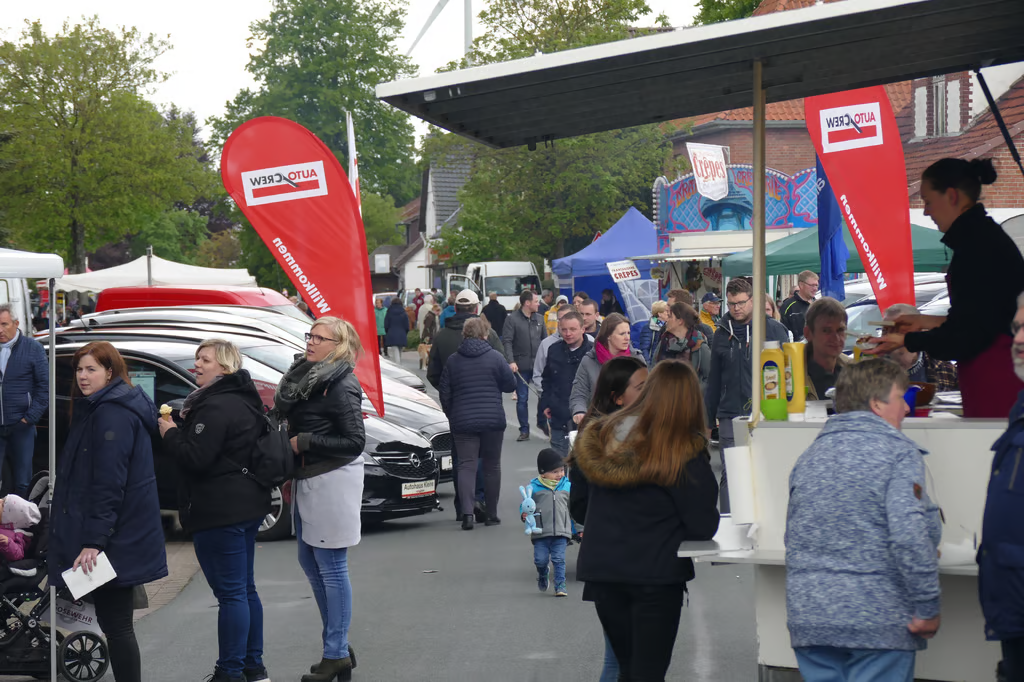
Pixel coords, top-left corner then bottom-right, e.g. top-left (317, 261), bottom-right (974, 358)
top-left (220, 116), bottom-right (384, 417)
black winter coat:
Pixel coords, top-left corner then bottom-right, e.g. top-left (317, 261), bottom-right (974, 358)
top-left (50, 379), bottom-right (168, 589)
top-left (383, 300), bottom-right (409, 348)
top-left (161, 371), bottom-right (272, 533)
top-left (540, 338), bottom-right (594, 430)
top-left (573, 420), bottom-right (719, 587)
top-left (425, 313), bottom-right (503, 388)
top-left (905, 204), bottom-right (1024, 362)
top-left (481, 300), bottom-right (508, 337)
top-left (704, 313), bottom-right (790, 421)
top-left (0, 332), bottom-right (49, 426)
top-left (439, 338), bottom-right (516, 433)
top-left (280, 363), bottom-right (366, 480)
top-left (780, 295), bottom-right (811, 342)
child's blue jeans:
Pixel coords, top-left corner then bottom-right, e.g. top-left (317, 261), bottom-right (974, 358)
top-left (533, 537), bottom-right (568, 585)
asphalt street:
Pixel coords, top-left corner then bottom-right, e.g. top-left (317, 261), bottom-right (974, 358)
top-left (134, 357), bottom-right (757, 682)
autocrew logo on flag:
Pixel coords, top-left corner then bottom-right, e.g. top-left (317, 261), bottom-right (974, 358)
top-left (819, 103), bottom-right (883, 153)
top-left (241, 161), bottom-right (328, 206)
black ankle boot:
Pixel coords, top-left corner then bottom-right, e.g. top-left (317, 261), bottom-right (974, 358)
top-left (461, 514), bottom-right (474, 530)
top-left (309, 645), bottom-right (356, 673)
top-left (301, 657), bottom-right (352, 682)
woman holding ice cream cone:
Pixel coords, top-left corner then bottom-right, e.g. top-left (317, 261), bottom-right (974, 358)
top-left (159, 339), bottom-right (271, 682)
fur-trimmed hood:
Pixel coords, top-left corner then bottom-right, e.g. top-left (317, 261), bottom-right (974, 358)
top-left (574, 416), bottom-right (647, 488)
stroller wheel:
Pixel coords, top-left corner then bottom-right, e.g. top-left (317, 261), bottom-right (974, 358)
top-left (58, 630), bottom-right (109, 682)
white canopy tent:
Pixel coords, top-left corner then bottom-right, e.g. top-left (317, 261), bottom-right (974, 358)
top-left (54, 254), bottom-right (256, 293)
top-left (0, 249), bottom-right (63, 680)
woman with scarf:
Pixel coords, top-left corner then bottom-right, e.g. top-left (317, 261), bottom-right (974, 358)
top-left (275, 316), bottom-right (365, 682)
top-left (653, 302), bottom-right (711, 391)
top-left (159, 339), bottom-right (271, 682)
top-left (570, 313), bottom-right (647, 425)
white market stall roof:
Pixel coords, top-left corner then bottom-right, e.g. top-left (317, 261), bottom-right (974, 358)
top-left (54, 255), bottom-right (257, 293)
top-left (0, 248), bottom-right (64, 279)
top-left (376, 0), bottom-right (1024, 149)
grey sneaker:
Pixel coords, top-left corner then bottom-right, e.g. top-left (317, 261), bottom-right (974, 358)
top-left (555, 583), bottom-right (568, 597)
top-left (243, 666), bottom-right (270, 682)
top-left (537, 570), bottom-right (549, 592)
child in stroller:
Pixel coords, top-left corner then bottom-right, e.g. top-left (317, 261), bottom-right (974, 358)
top-left (0, 475), bottom-right (110, 682)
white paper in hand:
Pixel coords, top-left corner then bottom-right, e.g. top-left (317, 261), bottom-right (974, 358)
top-left (62, 552), bottom-right (117, 600)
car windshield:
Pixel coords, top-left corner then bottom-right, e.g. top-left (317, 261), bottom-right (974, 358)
top-left (485, 276), bottom-right (539, 296)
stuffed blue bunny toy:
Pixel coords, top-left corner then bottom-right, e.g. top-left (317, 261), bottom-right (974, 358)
top-left (519, 485), bottom-right (542, 535)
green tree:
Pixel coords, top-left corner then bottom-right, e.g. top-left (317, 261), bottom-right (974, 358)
top-left (427, 0), bottom-right (684, 262)
top-left (0, 19), bottom-right (217, 272)
top-left (130, 209), bottom-right (210, 264)
top-left (693, 0), bottom-right (760, 25)
top-left (197, 229), bottom-right (242, 268)
top-left (208, 0), bottom-right (420, 205)
top-left (361, 192), bottom-right (403, 253)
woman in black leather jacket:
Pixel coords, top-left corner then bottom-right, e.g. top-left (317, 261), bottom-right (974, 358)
top-left (274, 317), bottom-right (366, 682)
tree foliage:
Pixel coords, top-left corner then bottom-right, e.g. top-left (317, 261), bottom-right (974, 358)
top-left (197, 230), bottom-right (242, 268)
top-left (427, 0), bottom-right (685, 263)
top-left (130, 209), bottom-right (210, 264)
top-left (693, 0), bottom-right (760, 25)
top-left (361, 193), bottom-right (403, 254)
top-left (0, 18), bottom-right (218, 272)
top-left (208, 0), bottom-right (420, 205)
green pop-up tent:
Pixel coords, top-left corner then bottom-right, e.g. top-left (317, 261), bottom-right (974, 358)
top-left (721, 223), bottom-right (950, 276)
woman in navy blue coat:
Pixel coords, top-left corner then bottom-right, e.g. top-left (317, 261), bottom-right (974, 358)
top-left (439, 317), bottom-right (516, 529)
top-left (383, 298), bottom-right (410, 364)
top-left (50, 341), bottom-right (168, 682)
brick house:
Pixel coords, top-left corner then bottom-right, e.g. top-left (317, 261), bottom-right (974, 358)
top-left (669, 0), bottom-right (1024, 232)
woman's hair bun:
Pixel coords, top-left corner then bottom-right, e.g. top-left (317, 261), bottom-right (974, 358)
top-left (969, 158), bottom-right (998, 185)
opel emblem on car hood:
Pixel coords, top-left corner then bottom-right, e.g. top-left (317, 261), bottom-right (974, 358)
top-left (409, 453), bottom-right (421, 467)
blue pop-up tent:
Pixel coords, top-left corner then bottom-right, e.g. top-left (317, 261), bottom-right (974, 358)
top-left (552, 207), bottom-right (658, 304)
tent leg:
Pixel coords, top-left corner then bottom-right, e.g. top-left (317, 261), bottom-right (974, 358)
top-left (48, 277), bottom-right (57, 682)
top-left (751, 60), bottom-right (766, 428)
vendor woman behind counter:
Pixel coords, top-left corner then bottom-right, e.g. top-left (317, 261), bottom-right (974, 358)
top-left (868, 157), bottom-right (1024, 418)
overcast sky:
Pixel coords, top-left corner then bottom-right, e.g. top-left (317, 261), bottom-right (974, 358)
top-left (3, 0), bottom-right (699, 142)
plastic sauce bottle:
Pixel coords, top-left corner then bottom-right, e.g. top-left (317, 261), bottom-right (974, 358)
top-left (760, 341), bottom-right (788, 420)
top-left (784, 342), bottom-right (806, 416)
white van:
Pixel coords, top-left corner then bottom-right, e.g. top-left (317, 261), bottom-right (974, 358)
top-left (447, 261), bottom-right (541, 311)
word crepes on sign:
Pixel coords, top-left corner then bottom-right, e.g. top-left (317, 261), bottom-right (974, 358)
top-left (686, 143), bottom-right (729, 201)
top-left (607, 260), bottom-right (641, 282)
top-left (242, 161), bottom-right (328, 206)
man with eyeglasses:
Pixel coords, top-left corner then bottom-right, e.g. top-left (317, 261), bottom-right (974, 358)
top-left (780, 270), bottom-right (819, 342)
top-left (705, 278), bottom-right (789, 512)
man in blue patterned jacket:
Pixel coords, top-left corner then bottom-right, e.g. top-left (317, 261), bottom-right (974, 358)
top-left (0, 305), bottom-right (48, 496)
top-left (786, 359), bottom-right (942, 682)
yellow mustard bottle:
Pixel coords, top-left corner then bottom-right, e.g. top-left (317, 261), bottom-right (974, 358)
top-left (784, 341), bottom-right (806, 415)
top-left (760, 341), bottom-right (788, 420)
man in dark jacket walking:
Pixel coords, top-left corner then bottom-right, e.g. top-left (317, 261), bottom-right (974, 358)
top-left (705, 278), bottom-right (789, 512)
top-left (780, 270), bottom-right (819, 342)
top-left (978, 294), bottom-right (1024, 681)
top-left (0, 305), bottom-right (48, 496)
top-left (426, 290), bottom-right (502, 389)
top-left (481, 292), bottom-right (508, 337)
top-left (540, 311), bottom-right (593, 456)
top-left (503, 290), bottom-right (548, 441)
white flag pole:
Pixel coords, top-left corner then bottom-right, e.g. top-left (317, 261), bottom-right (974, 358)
top-left (346, 111), bottom-right (362, 216)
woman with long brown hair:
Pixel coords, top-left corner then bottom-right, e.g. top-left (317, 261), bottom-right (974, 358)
top-left (50, 341), bottom-right (167, 682)
top-left (574, 360), bottom-right (720, 681)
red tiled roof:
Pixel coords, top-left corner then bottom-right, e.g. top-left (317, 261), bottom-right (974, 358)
top-left (680, 83), bottom-right (912, 130)
top-left (752, 0), bottom-right (846, 16)
top-left (399, 196), bottom-right (420, 222)
top-left (904, 75), bottom-right (1024, 196)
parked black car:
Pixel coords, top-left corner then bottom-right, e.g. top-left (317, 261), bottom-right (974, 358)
top-left (33, 338), bottom-right (440, 541)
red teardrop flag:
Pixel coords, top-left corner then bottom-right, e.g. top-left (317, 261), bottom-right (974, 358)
top-left (220, 116), bottom-right (384, 416)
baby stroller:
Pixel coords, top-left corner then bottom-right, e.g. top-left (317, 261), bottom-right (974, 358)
top-left (0, 474), bottom-right (109, 681)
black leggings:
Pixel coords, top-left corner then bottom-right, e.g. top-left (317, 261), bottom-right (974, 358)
top-left (93, 585), bottom-right (141, 682)
top-left (594, 582), bottom-right (686, 682)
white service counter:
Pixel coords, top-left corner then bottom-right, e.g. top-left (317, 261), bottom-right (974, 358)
top-left (682, 416), bottom-right (1008, 681)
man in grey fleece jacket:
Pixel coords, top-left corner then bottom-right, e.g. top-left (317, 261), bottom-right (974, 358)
top-left (786, 360), bottom-right (941, 682)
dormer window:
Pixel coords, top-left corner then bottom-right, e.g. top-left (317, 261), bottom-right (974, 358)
top-left (932, 76), bottom-right (947, 136)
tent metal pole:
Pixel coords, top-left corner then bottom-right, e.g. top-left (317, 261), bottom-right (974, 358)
top-left (751, 60), bottom-right (766, 429)
top-left (146, 245), bottom-right (154, 287)
top-left (48, 277), bottom-right (57, 682)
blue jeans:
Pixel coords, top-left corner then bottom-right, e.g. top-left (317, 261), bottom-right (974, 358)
top-left (533, 537), bottom-right (568, 587)
top-left (515, 369), bottom-right (533, 434)
top-left (191, 519), bottom-right (265, 676)
top-left (295, 512), bottom-right (352, 660)
top-left (0, 421), bottom-right (36, 496)
top-left (549, 427), bottom-right (569, 457)
top-left (600, 631), bottom-right (621, 682)
top-left (794, 647), bottom-right (915, 682)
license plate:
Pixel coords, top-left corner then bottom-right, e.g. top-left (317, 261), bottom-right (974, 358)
top-left (441, 456), bottom-right (452, 471)
top-left (401, 480), bottom-right (436, 498)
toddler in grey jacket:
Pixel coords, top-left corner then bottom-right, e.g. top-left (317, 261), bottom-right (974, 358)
top-left (525, 449), bottom-right (573, 597)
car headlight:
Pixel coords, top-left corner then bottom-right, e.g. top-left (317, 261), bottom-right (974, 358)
top-left (360, 453), bottom-right (382, 466)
